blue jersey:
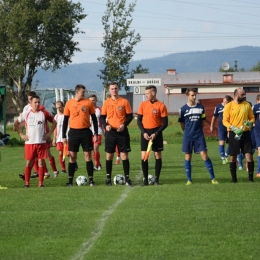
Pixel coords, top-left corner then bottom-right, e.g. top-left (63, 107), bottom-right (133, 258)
top-left (178, 103), bottom-right (206, 140)
top-left (253, 103), bottom-right (260, 130)
top-left (213, 103), bottom-right (226, 132)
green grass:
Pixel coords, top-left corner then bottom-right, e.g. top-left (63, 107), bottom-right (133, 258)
top-left (0, 123), bottom-right (260, 260)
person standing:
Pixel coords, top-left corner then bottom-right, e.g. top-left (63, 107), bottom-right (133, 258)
top-left (16, 95), bottom-right (57, 187)
top-left (62, 84), bottom-right (98, 186)
top-left (178, 88), bottom-right (218, 185)
top-left (137, 85), bottom-right (168, 185)
top-left (210, 95), bottom-right (233, 164)
top-left (100, 82), bottom-right (133, 186)
top-left (223, 88), bottom-right (255, 183)
top-left (52, 101), bottom-right (67, 174)
top-left (89, 94), bottom-right (103, 171)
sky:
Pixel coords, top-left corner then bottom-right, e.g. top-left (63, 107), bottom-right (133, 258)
top-left (71, 0), bottom-right (260, 64)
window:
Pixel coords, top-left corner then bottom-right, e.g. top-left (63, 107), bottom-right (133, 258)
top-left (243, 86), bottom-right (259, 93)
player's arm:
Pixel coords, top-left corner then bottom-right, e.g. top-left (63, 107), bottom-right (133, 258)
top-left (124, 113), bottom-right (133, 127)
top-left (180, 122), bottom-right (185, 131)
top-left (154, 116), bottom-right (168, 136)
top-left (90, 113), bottom-right (98, 135)
top-left (210, 116), bottom-right (216, 132)
top-left (62, 115), bottom-right (69, 141)
top-left (100, 114), bottom-right (107, 129)
top-left (222, 104), bottom-right (232, 130)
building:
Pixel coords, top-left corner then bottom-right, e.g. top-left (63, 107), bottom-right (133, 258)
top-left (130, 69), bottom-right (260, 136)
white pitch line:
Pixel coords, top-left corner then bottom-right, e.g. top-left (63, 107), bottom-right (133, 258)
top-left (71, 170), bottom-right (142, 260)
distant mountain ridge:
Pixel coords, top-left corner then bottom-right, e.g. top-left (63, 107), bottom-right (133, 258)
top-left (33, 46), bottom-right (260, 92)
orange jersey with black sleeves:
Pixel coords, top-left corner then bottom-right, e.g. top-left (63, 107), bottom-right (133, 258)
top-left (64, 98), bottom-right (95, 129)
top-left (138, 100), bottom-right (168, 129)
top-left (102, 97), bottom-right (132, 128)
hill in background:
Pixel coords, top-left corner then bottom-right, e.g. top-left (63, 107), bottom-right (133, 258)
top-left (33, 45), bottom-right (260, 92)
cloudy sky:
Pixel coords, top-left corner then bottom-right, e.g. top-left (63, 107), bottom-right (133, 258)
top-left (71, 0), bottom-right (260, 63)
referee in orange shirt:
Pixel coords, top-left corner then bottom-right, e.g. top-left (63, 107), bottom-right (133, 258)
top-left (137, 85), bottom-right (168, 185)
top-left (100, 82), bottom-right (133, 186)
top-left (62, 84), bottom-right (98, 186)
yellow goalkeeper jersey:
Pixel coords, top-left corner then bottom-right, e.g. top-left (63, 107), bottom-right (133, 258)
top-left (223, 101), bottom-right (255, 131)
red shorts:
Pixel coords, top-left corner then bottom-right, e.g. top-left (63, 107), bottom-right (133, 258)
top-left (92, 134), bottom-right (102, 145)
top-left (25, 143), bottom-right (48, 160)
top-left (56, 142), bottom-right (64, 151)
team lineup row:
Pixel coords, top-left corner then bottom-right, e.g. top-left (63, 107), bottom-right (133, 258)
top-left (13, 83), bottom-right (257, 187)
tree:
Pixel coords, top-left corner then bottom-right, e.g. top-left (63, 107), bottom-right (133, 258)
top-left (0, 0), bottom-right (86, 113)
top-left (250, 61), bottom-right (260, 71)
top-left (129, 64), bottom-right (149, 79)
top-left (98, 0), bottom-right (141, 96)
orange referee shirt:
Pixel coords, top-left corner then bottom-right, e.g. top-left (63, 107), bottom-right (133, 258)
top-left (138, 100), bottom-right (168, 129)
top-left (64, 98), bottom-right (95, 129)
top-left (102, 97), bottom-right (132, 128)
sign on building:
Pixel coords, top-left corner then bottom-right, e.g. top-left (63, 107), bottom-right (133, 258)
top-left (127, 78), bottom-right (161, 95)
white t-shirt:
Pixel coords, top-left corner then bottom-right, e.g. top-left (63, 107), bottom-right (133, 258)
top-left (90, 106), bottom-right (103, 135)
top-left (54, 113), bottom-right (69, 141)
top-left (18, 110), bottom-right (49, 144)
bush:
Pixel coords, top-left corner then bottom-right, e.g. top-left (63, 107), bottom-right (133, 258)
top-left (8, 138), bottom-right (24, 147)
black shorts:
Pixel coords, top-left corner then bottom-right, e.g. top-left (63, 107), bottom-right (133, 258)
top-left (228, 131), bottom-right (252, 156)
top-left (141, 128), bottom-right (163, 152)
top-left (105, 128), bottom-right (131, 153)
top-left (68, 128), bottom-right (93, 152)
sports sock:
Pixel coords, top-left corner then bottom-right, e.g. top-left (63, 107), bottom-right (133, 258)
top-left (59, 154), bottom-right (66, 171)
top-left (122, 159), bottom-right (130, 181)
top-left (68, 162), bottom-right (76, 184)
top-left (49, 156), bottom-right (57, 172)
top-left (155, 158), bottom-right (162, 181)
top-left (43, 160), bottom-right (48, 174)
top-left (96, 152), bottom-right (101, 167)
top-left (142, 159), bottom-right (149, 181)
top-left (225, 147), bottom-right (229, 157)
top-left (230, 162), bottom-right (237, 181)
top-left (106, 160), bottom-right (112, 180)
top-left (38, 166), bottom-right (44, 186)
top-left (184, 160), bottom-right (192, 181)
top-left (86, 161), bottom-right (94, 182)
top-left (24, 166), bottom-right (31, 185)
top-left (204, 158), bottom-right (215, 179)
top-left (248, 161), bottom-right (254, 181)
top-left (219, 145), bottom-right (225, 159)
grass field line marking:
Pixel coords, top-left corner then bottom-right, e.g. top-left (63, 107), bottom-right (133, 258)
top-left (71, 168), bottom-right (143, 260)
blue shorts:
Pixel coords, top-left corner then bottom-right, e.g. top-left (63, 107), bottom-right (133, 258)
top-left (182, 138), bottom-right (207, 154)
top-left (253, 128), bottom-right (260, 148)
top-left (218, 130), bottom-right (227, 141)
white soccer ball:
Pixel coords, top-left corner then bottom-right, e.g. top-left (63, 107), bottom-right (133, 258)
top-left (76, 175), bottom-right (88, 186)
top-left (143, 174), bottom-right (155, 185)
top-left (113, 174), bottom-right (125, 185)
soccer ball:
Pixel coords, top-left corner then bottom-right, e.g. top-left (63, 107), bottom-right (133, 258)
top-left (76, 175), bottom-right (88, 186)
top-left (143, 174), bottom-right (155, 185)
top-left (113, 174), bottom-right (125, 185)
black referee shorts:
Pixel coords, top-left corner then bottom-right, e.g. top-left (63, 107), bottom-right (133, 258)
top-left (105, 127), bottom-right (131, 153)
top-left (141, 128), bottom-right (164, 152)
top-left (228, 131), bottom-right (253, 156)
top-left (68, 128), bottom-right (93, 152)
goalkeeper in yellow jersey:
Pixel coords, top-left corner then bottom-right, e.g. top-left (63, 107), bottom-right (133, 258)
top-left (223, 88), bottom-right (255, 183)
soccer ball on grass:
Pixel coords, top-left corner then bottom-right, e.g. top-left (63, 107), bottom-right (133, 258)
top-left (143, 174), bottom-right (155, 185)
top-left (113, 174), bottom-right (125, 185)
top-left (76, 175), bottom-right (88, 186)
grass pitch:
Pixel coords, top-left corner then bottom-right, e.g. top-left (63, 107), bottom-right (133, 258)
top-left (0, 125), bottom-right (260, 259)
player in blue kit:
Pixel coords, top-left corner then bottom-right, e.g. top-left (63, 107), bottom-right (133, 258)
top-left (210, 95), bottom-right (233, 164)
top-left (178, 88), bottom-right (218, 185)
top-left (253, 94), bottom-right (260, 177)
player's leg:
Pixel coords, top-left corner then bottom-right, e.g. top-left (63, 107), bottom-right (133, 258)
top-left (115, 145), bottom-right (120, 164)
top-left (93, 135), bottom-right (102, 170)
top-left (140, 132), bottom-right (149, 185)
top-left (57, 142), bottom-right (66, 173)
top-left (23, 144), bottom-right (35, 187)
top-left (118, 128), bottom-right (132, 186)
top-left (36, 143), bottom-right (48, 187)
top-left (182, 140), bottom-right (193, 184)
top-left (242, 131), bottom-right (254, 182)
top-left (197, 139), bottom-right (218, 184)
top-left (105, 130), bottom-right (116, 185)
top-left (47, 147), bottom-right (58, 177)
top-left (67, 129), bottom-right (80, 186)
top-left (82, 128), bottom-right (96, 186)
top-left (228, 132), bottom-right (240, 183)
top-left (152, 130), bottom-right (163, 185)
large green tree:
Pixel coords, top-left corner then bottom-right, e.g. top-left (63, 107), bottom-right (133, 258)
top-left (98, 0), bottom-right (141, 96)
top-left (0, 0), bottom-right (86, 113)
